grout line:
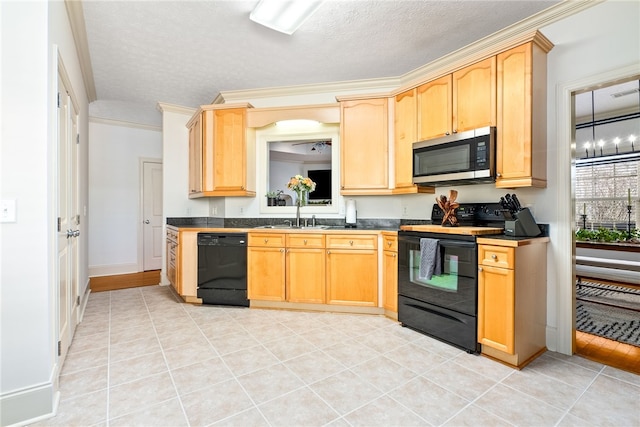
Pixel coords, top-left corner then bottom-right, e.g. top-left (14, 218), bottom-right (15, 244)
top-left (552, 369), bottom-right (603, 427)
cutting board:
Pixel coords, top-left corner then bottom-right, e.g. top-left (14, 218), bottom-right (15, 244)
top-left (400, 224), bottom-right (503, 236)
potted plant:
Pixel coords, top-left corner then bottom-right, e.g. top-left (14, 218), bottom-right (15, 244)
top-left (266, 191), bottom-right (279, 206)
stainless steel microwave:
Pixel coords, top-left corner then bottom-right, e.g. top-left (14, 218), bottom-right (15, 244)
top-left (412, 126), bottom-right (496, 186)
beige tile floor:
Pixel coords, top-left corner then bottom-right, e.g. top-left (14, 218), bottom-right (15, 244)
top-left (34, 285), bottom-right (639, 427)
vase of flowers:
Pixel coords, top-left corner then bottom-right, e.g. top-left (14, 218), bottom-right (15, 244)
top-left (287, 175), bottom-right (316, 227)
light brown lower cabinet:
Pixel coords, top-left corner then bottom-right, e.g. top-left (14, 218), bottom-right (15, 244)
top-left (247, 233), bottom-right (286, 301)
top-left (477, 237), bottom-right (549, 369)
top-left (325, 234), bottom-right (378, 307)
top-left (248, 232), bottom-right (381, 308)
top-left (166, 227), bottom-right (199, 303)
top-left (286, 234), bottom-right (326, 304)
top-left (382, 233), bottom-right (398, 314)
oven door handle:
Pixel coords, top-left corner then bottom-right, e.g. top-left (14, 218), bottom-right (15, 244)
top-left (438, 240), bottom-right (476, 249)
top-left (399, 237), bottom-right (476, 249)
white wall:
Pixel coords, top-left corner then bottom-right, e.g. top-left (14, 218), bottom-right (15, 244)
top-left (540, 0), bottom-right (640, 353)
top-left (1, 1), bottom-right (89, 425)
top-left (88, 120), bottom-right (162, 276)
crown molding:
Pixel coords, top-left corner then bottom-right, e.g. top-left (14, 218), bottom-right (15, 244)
top-left (89, 116), bottom-right (162, 132)
top-left (65, 0), bottom-right (97, 102)
top-left (398, 1), bottom-right (601, 90)
top-left (156, 102), bottom-right (196, 116)
top-left (216, 76), bottom-right (401, 104)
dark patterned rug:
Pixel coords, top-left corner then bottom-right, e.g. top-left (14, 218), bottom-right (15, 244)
top-left (576, 281), bottom-right (640, 347)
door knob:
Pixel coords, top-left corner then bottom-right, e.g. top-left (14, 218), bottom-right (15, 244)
top-left (144, 219), bottom-right (150, 224)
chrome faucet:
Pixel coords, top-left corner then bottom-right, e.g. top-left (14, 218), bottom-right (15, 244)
top-left (284, 219), bottom-right (292, 227)
top-left (311, 215), bottom-right (316, 227)
top-left (295, 205), bottom-right (301, 228)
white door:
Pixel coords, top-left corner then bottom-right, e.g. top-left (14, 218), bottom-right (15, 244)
top-left (57, 75), bottom-right (70, 364)
top-left (143, 161), bottom-right (163, 270)
top-left (69, 99), bottom-right (80, 325)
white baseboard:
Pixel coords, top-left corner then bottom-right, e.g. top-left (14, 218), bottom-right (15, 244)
top-left (89, 263), bottom-right (139, 277)
top-left (546, 325), bottom-right (558, 353)
top-left (0, 382), bottom-right (57, 427)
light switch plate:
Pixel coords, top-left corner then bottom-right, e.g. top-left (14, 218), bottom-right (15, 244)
top-left (1, 199), bottom-right (17, 222)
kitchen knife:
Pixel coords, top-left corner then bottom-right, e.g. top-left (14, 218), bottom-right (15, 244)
top-left (500, 196), bottom-right (508, 210)
top-left (512, 194), bottom-right (522, 211)
top-left (505, 194), bottom-right (516, 213)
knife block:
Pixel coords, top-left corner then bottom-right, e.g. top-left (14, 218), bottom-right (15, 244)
top-left (505, 208), bottom-right (541, 237)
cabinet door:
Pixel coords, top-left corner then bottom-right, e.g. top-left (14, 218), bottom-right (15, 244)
top-left (178, 231), bottom-right (198, 298)
top-left (478, 264), bottom-right (515, 354)
top-left (326, 249), bottom-right (378, 306)
top-left (167, 239), bottom-right (177, 288)
top-left (452, 57), bottom-right (496, 133)
top-left (394, 89), bottom-right (417, 189)
top-left (496, 42), bottom-right (546, 188)
top-left (188, 113), bottom-right (202, 194)
top-left (382, 250), bottom-right (398, 312)
top-left (287, 248), bottom-right (325, 304)
top-left (208, 108), bottom-right (247, 192)
top-left (417, 75), bottom-right (452, 140)
top-left (340, 98), bottom-right (389, 192)
top-left (247, 246), bottom-right (286, 301)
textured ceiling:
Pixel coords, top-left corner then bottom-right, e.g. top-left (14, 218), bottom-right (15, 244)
top-left (82, 0), bottom-right (563, 122)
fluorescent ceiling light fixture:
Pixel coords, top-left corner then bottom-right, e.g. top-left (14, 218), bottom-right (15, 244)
top-left (250, 0), bottom-right (324, 35)
top-left (275, 119), bottom-right (320, 129)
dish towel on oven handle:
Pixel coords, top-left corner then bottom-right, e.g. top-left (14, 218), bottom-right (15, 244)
top-left (419, 238), bottom-right (441, 280)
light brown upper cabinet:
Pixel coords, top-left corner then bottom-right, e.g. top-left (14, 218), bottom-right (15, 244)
top-left (417, 57), bottom-right (496, 141)
top-left (339, 97), bottom-right (389, 193)
top-left (496, 37), bottom-right (552, 188)
top-left (394, 89), bottom-right (418, 190)
top-left (186, 104), bottom-right (255, 198)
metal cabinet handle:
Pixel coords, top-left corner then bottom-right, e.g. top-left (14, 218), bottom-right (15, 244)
top-left (144, 219), bottom-right (150, 224)
top-left (303, 239), bottom-right (307, 244)
top-left (327, 250), bottom-right (331, 255)
top-left (491, 254), bottom-right (497, 259)
top-left (280, 248), bottom-right (285, 253)
top-left (387, 241), bottom-right (392, 247)
top-left (393, 253), bottom-right (397, 258)
top-left (478, 267), bottom-right (483, 272)
top-left (264, 238), bottom-right (269, 243)
top-left (349, 240), bottom-right (354, 246)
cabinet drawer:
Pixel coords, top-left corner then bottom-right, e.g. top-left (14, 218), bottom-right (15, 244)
top-left (326, 234), bottom-right (377, 250)
top-left (166, 228), bottom-right (178, 243)
top-left (286, 233), bottom-right (325, 248)
top-left (479, 245), bottom-right (514, 269)
top-left (248, 233), bottom-right (286, 247)
top-left (382, 234), bottom-right (398, 252)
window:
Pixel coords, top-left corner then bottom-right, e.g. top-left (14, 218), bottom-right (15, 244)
top-left (575, 156), bottom-right (638, 229)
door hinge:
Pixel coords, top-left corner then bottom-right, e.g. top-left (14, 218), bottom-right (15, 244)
top-left (57, 340), bottom-right (61, 356)
top-left (76, 214), bottom-right (80, 225)
top-left (76, 134), bottom-right (80, 144)
top-left (57, 92), bottom-right (60, 108)
top-left (57, 217), bottom-right (61, 232)
top-left (77, 296), bottom-right (81, 306)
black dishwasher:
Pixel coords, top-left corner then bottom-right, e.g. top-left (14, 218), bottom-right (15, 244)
top-left (197, 233), bottom-right (248, 307)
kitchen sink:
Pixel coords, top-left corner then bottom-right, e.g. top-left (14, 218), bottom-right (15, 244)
top-left (253, 224), bottom-right (330, 230)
